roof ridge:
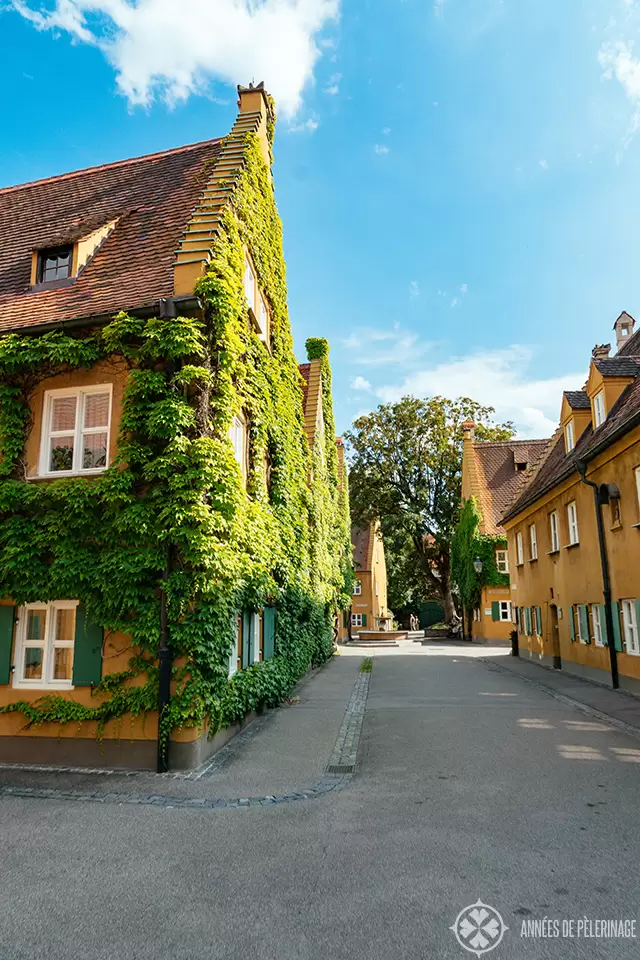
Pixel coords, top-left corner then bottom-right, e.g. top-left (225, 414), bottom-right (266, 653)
top-left (472, 438), bottom-right (548, 447)
top-left (0, 137), bottom-right (222, 196)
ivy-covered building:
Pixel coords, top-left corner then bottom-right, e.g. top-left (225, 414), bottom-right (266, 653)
top-left (0, 83), bottom-right (351, 770)
top-left (457, 422), bottom-right (547, 642)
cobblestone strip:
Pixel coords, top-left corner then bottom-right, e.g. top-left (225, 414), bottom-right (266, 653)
top-left (0, 661), bottom-right (373, 810)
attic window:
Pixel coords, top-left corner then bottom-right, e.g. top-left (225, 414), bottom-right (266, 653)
top-left (38, 246), bottom-right (73, 283)
top-left (515, 461), bottom-right (527, 472)
top-left (621, 325), bottom-right (629, 339)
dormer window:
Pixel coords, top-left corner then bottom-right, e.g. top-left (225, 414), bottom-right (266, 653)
top-left (564, 421), bottom-right (575, 453)
top-left (38, 246), bottom-right (73, 283)
top-left (621, 325), bottom-right (629, 339)
top-left (593, 390), bottom-right (606, 428)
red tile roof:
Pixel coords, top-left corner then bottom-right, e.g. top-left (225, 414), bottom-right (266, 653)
top-left (472, 439), bottom-right (549, 535)
top-left (0, 138), bottom-right (222, 333)
top-left (564, 390), bottom-right (590, 410)
top-left (352, 525), bottom-right (373, 571)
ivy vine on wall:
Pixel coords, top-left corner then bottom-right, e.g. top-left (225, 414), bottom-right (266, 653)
top-left (0, 132), bottom-right (351, 740)
top-left (451, 497), bottom-right (509, 627)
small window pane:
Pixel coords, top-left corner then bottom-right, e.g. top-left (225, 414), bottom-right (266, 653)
top-left (82, 432), bottom-right (108, 469)
top-left (53, 647), bottom-right (73, 681)
top-left (27, 609), bottom-right (47, 641)
top-left (24, 647), bottom-right (44, 679)
top-left (55, 607), bottom-right (75, 643)
top-left (51, 395), bottom-right (77, 433)
top-left (84, 393), bottom-right (110, 429)
top-left (49, 436), bottom-right (74, 472)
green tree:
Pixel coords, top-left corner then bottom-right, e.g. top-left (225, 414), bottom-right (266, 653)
top-left (345, 396), bottom-right (514, 623)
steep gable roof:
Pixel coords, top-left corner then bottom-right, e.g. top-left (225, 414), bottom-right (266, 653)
top-left (352, 524), bottom-right (375, 572)
top-left (0, 139), bottom-right (223, 333)
top-left (472, 439), bottom-right (549, 535)
top-left (564, 390), bottom-right (590, 410)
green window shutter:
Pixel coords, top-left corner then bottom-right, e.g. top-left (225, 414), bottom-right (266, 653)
top-left (611, 602), bottom-right (623, 652)
top-left (535, 607), bottom-right (542, 635)
top-left (72, 604), bottom-right (103, 687)
top-left (599, 604), bottom-right (609, 647)
top-left (579, 605), bottom-right (590, 644)
top-left (0, 606), bottom-right (16, 685)
top-left (491, 602), bottom-right (500, 622)
top-left (524, 607), bottom-right (532, 635)
top-left (242, 611), bottom-right (251, 669)
top-left (361, 614), bottom-right (367, 627)
top-left (263, 607), bottom-right (276, 660)
top-left (569, 607), bottom-right (575, 642)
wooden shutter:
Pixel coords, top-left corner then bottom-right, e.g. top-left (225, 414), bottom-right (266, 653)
top-left (263, 607), bottom-right (276, 660)
top-left (242, 611), bottom-right (251, 669)
top-left (599, 604), bottom-right (609, 647)
top-left (0, 605), bottom-right (15, 685)
top-left (361, 614), bottom-right (367, 627)
top-left (491, 602), bottom-right (500, 621)
top-left (72, 604), bottom-right (103, 686)
top-left (611, 602), bottom-right (623, 652)
top-left (524, 607), bottom-right (532, 635)
top-left (535, 606), bottom-right (542, 636)
top-left (569, 607), bottom-right (575, 642)
top-left (579, 605), bottom-right (590, 644)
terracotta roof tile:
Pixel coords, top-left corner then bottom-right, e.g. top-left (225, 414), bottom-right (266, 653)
top-left (472, 439), bottom-right (549, 535)
top-left (352, 525), bottom-right (373, 571)
top-left (0, 138), bottom-right (223, 333)
top-left (594, 357), bottom-right (640, 377)
top-left (617, 326), bottom-right (640, 356)
top-left (564, 390), bottom-right (590, 410)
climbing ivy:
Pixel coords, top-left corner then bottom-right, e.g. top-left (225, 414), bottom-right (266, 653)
top-left (451, 497), bottom-right (509, 629)
top-left (0, 132), bottom-right (351, 741)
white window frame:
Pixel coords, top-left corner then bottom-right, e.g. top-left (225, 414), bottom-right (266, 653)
top-left (622, 600), bottom-right (640, 655)
top-left (258, 291), bottom-right (269, 341)
top-left (495, 549), bottom-right (509, 574)
top-left (229, 616), bottom-right (240, 677)
top-left (564, 420), bottom-right (575, 453)
top-left (252, 612), bottom-right (261, 664)
top-left (576, 606), bottom-right (587, 644)
top-left (529, 523), bottom-right (538, 560)
top-left (635, 466), bottom-right (640, 512)
top-left (593, 389), bottom-right (606, 429)
top-left (499, 601), bottom-right (512, 622)
top-left (591, 605), bottom-right (604, 647)
top-left (353, 579), bottom-right (362, 596)
top-left (39, 385), bottom-right (112, 477)
top-left (13, 600), bottom-right (78, 690)
top-left (516, 531), bottom-right (524, 565)
top-left (567, 501), bottom-right (579, 545)
top-left (351, 613), bottom-right (364, 628)
top-left (549, 511), bottom-right (559, 552)
top-left (229, 414), bottom-right (247, 482)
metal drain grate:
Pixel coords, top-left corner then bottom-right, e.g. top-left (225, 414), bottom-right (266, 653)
top-left (325, 764), bottom-right (355, 775)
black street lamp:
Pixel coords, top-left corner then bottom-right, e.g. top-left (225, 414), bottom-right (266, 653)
top-left (473, 556), bottom-right (483, 575)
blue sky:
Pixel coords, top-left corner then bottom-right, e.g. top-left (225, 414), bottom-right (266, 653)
top-left (3, 0), bottom-right (640, 438)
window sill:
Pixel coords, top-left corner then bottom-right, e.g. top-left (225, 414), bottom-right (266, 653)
top-left (610, 523), bottom-right (623, 532)
top-left (563, 542), bottom-right (580, 550)
top-left (27, 469), bottom-right (108, 481)
top-left (632, 523), bottom-right (640, 530)
top-left (516, 561), bottom-right (524, 568)
top-left (547, 549), bottom-right (560, 556)
top-left (12, 682), bottom-right (74, 691)
top-left (528, 557), bottom-right (538, 564)
top-left (30, 277), bottom-right (76, 292)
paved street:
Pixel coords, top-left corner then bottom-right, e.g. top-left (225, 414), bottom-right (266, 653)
top-left (2, 644), bottom-right (640, 960)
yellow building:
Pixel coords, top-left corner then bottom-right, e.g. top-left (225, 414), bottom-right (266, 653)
top-left (502, 311), bottom-right (640, 692)
top-left (0, 83), bottom-right (350, 769)
top-left (338, 524), bottom-right (388, 640)
top-left (461, 423), bottom-right (548, 642)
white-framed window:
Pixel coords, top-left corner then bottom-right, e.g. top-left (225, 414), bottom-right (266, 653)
top-left (353, 579), bottom-right (362, 596)
top-left (567, 501), bottom-right (579, 545)
top-left (39, 386), bottom-right (112, 476)
top-left (564, 421), bottom-right (575, 453)
top-left (351, 613), bottom-right (364, 627)
top-left (229, 414), bottom-right (247, 481)
top-left (593, 390), bottom-right (606, 428)
top-left (576, 605), bottom-right (587, 644)
top-left (258, 292), bottom-right (269, 341)
top-left (622, 600), bottom-right (640, 655)
top-left (229, 616), bottom-right (241, 677)
top-left (253, 611), bottom-right (261, 664)
top-left (499, 601), bottom-right (512, 622)
top-left (549, 511), bottom-right (559, 552)
top-left (529, 524), bottom-right (538, 560)
top-left (591, 605), bottom-right (604, 647)
top-left (473, 608), bottom-right (481, 622)
top-left (243, 257), bottom-right (256, 315)
top-left (495, 549), bottom-right (509, 574)
top-left (13, 601), bottom-right (77, 689)
top-left (516, 531), bottom-right (524, 565)
top-left (375, 581), bottom-right (379, 596)
top-left (635, 466), bottom-right (640, 511)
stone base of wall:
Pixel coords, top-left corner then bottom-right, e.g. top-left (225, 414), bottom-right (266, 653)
top-left (560, 659), bottom-right (640, 697)
top-left (0, 711), bottom-right (260, 772)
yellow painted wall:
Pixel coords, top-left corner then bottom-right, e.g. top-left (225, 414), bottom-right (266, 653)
top-left (472, 585), bottom-right (514, 643)
top-left (504, 426), bottom-right (640, 683)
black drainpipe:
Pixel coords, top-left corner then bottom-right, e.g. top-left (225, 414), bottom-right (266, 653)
top-left (156, 297), bottom-right (177, 772)
top-left (576, 460), bottom-right (619, 690)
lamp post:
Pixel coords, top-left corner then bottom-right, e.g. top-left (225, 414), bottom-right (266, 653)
top-left (473, 557), bottom-right (483, 575)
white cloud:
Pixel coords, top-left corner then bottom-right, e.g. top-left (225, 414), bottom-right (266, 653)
top-left (343, 326), bottom-right (430, 367)
top-left (539, 158), bottom-right (549, 170)
top-left (382, 126), bottom-right (391, 135)
top-left (288, 117), bottom-right (319, 133)
top-left (460, 283), bottom-right (468, 294)
top-left (342, 333), bottom-right (361, 348)
top-left (12, 0), bottom-right (339, 116)
top-left (598, 40), bottom-right (640, 151)
top-left (351, 376), bottom-right (372, 391)
top-left (374, 143), bottom-right (389, 154)
top-left (450, 297), bottom-right (459, 308)
top-left (375, 345), bottom-right (583, 438)
top-left (434, 0), bottom-right (445, 16)
top-left (409, 280), bottom-right (420, 298)
top-left (324, 71), bottom-right (341, 95)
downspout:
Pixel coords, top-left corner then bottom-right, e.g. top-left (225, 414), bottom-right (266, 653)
top-left (575, 460), bottom-right (619, 690)
top-left (156, 297), bottom-right (178, 772)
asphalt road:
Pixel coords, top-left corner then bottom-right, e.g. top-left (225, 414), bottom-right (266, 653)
top-left (1, 649), bottom-right (639, 960)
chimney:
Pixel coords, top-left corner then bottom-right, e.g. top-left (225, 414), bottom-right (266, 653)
top-left (592, 343), bottom-right (611, 361)
top-left (613, 311), bottom-right (636, 352)
top-left (462, 420), bottom-right (475, 441)
top-left (237, 82), bottom-right (274, 171)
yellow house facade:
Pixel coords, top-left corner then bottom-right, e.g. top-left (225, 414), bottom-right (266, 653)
top-left (338, 523), bottom-right (389, 640)
top-left (502, 312), bottom-right (640, 693)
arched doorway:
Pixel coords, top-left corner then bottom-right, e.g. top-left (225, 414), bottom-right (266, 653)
top-left (549, 604), bottom-right (561, 669)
